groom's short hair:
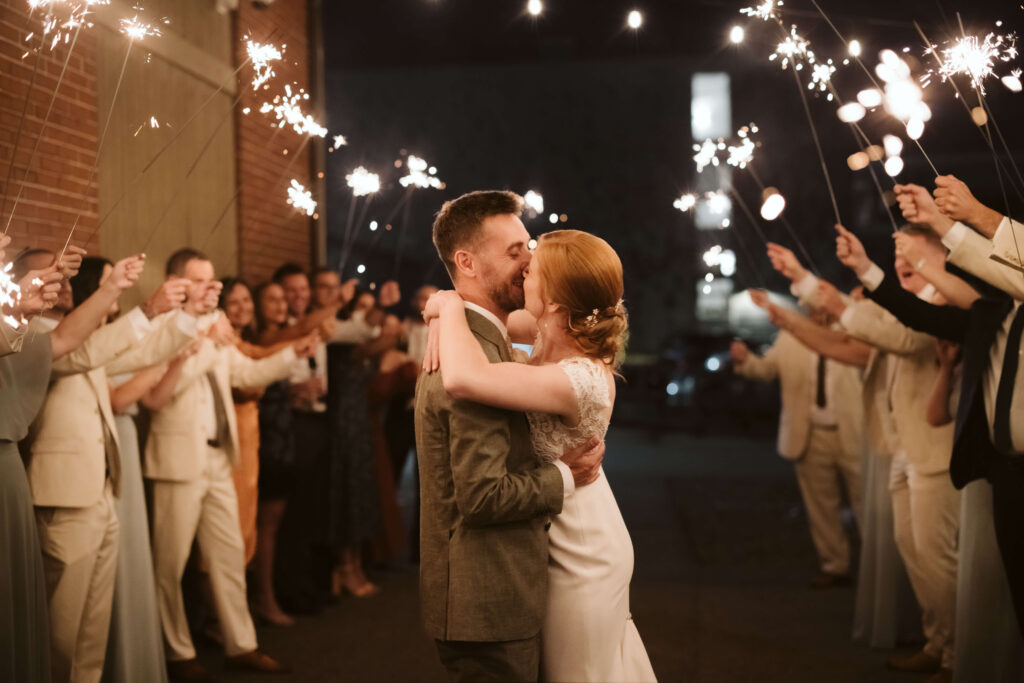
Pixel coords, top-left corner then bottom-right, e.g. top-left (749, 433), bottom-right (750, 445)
top-left (432, 190), bottom-right (524, 280)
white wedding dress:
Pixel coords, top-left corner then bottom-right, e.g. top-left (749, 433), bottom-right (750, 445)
top-left (526, 356), bottom-right (657, 683)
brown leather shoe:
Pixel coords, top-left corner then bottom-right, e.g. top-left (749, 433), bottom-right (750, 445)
top-left (924, 669), bottom-right (953, 683)
top-left (887, 650), bottom-right (942, 673)
top-left (225, 649), bottom-right (291, 674)
top-left (809, 572), bottom-right (851, 589)
top-left (167, 658), bottom-right (213, 682)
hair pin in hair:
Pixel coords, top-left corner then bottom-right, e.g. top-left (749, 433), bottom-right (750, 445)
top-left (584, 308), bottom-right (600, 329)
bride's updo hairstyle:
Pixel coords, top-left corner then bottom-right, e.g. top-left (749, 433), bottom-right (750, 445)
top-left (535, 230), bottom-right (628, 368)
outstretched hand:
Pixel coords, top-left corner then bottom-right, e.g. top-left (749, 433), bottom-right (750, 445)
top-left (813, 279), bottom-right (847, 319)
top-left (143, 277), bottom-right (189, 319)
top-left (105, 254), bottom-right (146, 291)
top-left (894, 183), bottom-right (953, 235)
top-left (56, 246), bottom-right (87, 281)
top-left (834, 224), bottom-right (871, 277)
top-left (893, 232), bottom-right (925, 268)
top-left (16, 266), bottom-right (63, 317)
top-left (422, 290), bottom-right (464, 323)
top-left (561, 436), bottom-right (604, 487)
top-left (765, 243), bottom-right (807, 282)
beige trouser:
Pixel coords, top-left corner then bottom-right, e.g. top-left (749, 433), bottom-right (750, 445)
top-left (35, 482), bottom-right (120, 683)
top-left (794, 425), bottom-right (864, 576)
top-left (890, 454), bottom-right (960, 669)
top-left (150, 445), bottom-right (258, 661)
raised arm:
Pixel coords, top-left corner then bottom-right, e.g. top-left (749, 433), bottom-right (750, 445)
top-left (863, 273), bottom-right (967, 343)
top-left (433, 292), bottom-right (577, 420)
top-left (749, 290), bottom-right (870, 367)
top-left (893, 231), bottom-right (980, 309)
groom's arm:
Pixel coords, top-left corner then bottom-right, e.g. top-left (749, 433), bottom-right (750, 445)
top-left (448, 398), bottom-right (565, 527)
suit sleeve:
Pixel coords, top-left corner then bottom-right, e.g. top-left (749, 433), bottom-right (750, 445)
top-left (840, 293), bottom-right (942, 353)
top-left (947, 219), bottom-right (1024, 301)
top-left (102, 310), bottom-right (198, 376)
top-left (734, 338), bottom-right (780, 382)
top-left (227, 345), bottom-right (297, 388)
top-left (0, 320), bottom-right (24, 357)
top-left (861, 272), bottom-right (968, 343)
top-left (51, 307), bottom-right (151, 376)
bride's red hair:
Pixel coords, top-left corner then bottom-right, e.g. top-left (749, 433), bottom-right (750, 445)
top-left (535, 230), bottom-right (628, 368)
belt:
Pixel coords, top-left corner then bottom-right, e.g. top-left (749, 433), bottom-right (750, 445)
top-left (207, 438), bottom-right (221, 448)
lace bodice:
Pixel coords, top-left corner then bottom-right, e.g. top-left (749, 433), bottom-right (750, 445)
top-left (526, 356), bottom-right (612, 464)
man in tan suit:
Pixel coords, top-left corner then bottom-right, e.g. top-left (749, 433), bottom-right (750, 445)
top-left (732, 315), bottom-right (865, 586)
top-left (415, 191), bottom-right (601, 682)
top-left (21, 251), bottom-right (203, 683)
top-left (829, 224), bottom-right (960, 678)
top-left (144, 249), bottom-right (311, 681)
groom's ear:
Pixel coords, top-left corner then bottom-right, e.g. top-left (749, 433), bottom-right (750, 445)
top-left (452, 250), bottom-right (476, 280)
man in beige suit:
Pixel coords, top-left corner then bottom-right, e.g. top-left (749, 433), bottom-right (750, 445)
top-left (21, 251), bottom-right (203, 683)
top-left (732, 311), bottom-right (865, 587)
top-left (415, 191), bottom-right (601, 682)
top-left (828, 224), bottom-right (960, 678)
top-left (144, 248), bottom-right (311, 681)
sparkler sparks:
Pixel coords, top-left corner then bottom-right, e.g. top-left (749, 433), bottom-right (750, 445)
top-left (399, 155), bottom-right (443, 189)
top-left (809, 59), bottom-right (836, 97)
top-left (926, 30), bottom-right (1019, 94)
top-left (726, 136), bottom-right (755, 169)
top-left (286, 179), bottom-right (316, 216)
top-left (770, 26), bottom-right (811, 71)
top-left (706, 190), bottom-right (731, 215)
top-left (524, 190), bottom-right (544, 214)
top-left (346, 167), bottom-right (380, 197)
top-left (119, 15), bottom-right (161, 41)
top-left (1004, 68), bottom-right (1023, 91)
top-left (673, 193), bottom-right (697, 212)
top-left (740, 0), bottom-right (783, 22)
top-left (332, 134), bottom-right (347, 149)
top-left (875, 50), bottom-right (932, 140)
top-left (246, 38), bottom-right (283, 91)
top-left (0, 261), bottom-right (22, 329)
top-left (693, 138), bottom-right (722, 173)
top-left (259, 84), bottom-right (328, 137)
top-left (28, 0), bottom-right (109, 51)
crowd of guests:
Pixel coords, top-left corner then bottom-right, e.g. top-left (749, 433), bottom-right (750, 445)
top-left (0, 240), bottom-right (434, 683)
top-left (731, 174), bottom-right (1024, 683)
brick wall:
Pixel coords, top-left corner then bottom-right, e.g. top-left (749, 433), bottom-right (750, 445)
top-left (234, 0), bottom-right (315, 285)
top-left (0, 3), bottom-right (99, 254)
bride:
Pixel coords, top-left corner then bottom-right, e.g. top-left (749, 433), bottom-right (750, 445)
top-left (423, 229), bottom-right (656, 683)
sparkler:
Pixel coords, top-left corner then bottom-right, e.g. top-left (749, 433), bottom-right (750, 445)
top-left (346, 167), bottom-right (381, 197)
top-left (769, 26), bottom-right (810, 71)
top-left (245, 38), bottom-right (282, 91)
top-left (286, 179), bottom-right (316, 216)
top-left (331, 134), bottom-right (347, 150)
top-left (809, 59), bottom-right (836, 98)
top-left (673, 193), bottom-right (697, 213)
top-left (740, 0), bottom-right (782, 22)
top-left (260, 85), bottom-right (328, 138)
top-left (923, 30), bottom-right (1018, 95)
top-left (29, 0), bottom-right (108, 52)
top-left (0, 262), bottom-right (23, 330)
top-left (524, 190), bottom-right (544, 214)
top-left (693, 139), bottom-right (723, 173)
top-left (1004, 68), bottom-right (1023, 92)
top-left (399, 155), bottom-right (443, 189)
top-left (119, 15), bottom-right (160, 40)
top-left (726, 127), bottom-right (757, 169)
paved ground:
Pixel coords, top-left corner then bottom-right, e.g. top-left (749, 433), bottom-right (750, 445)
top-left (196, 428), bottom-right (922, 682)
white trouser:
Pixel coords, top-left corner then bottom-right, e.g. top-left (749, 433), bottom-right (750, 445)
top-left (35, 482), bottom-right (120, 683)
top-left (150, 446), bottom-right (257, 661)
top-left (793, 425), bottom-right (864, 576)
top-left (890, 454), bottom-right (960, 669)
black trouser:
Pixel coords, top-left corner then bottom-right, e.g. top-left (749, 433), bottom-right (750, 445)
top-left (989, 452), bottom-right (1024, 637)
top-left (275, 411), bottom-right (331, 609)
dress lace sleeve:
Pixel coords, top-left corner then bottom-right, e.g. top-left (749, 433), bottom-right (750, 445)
top-left (557, 357), bottom-right (611, 428)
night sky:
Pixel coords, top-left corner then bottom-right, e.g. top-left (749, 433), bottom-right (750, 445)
top-left (321, 0), bottom-right (1024, 352)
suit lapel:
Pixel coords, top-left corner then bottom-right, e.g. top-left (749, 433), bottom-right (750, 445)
top-left (465, 309), bottom-right (510, 362)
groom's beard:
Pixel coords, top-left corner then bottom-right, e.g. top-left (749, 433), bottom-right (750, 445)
top-left (485, 273), bottom-right (525, 314)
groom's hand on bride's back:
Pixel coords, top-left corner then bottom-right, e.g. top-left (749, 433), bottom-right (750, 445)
top-left (562, 437), bottom-right (604, 487)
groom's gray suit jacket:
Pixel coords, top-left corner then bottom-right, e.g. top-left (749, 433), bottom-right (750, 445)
top-left (414, 308), bottom-right (564, 642)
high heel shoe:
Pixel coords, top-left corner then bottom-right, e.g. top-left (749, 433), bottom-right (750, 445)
top-left (332, 564), bottom-right (381, 598)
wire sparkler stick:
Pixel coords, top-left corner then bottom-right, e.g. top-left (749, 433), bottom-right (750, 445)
top-left (744, 162), bottom-right (822, 275)
top-left (725, 185), bottom-right (769, 245)
top-left (0, 30), bottom-right (48, 222)
top-left (3, 22), bottom-right (83, 234)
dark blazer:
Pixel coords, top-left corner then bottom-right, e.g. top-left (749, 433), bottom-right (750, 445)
top-left (865, 272), bottom-right (1013, 488)
top-left (414, 308), bottom-right (564, 642)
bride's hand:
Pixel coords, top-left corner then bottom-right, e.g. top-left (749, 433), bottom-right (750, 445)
top-left (422, 319), bottom-right (441, 374)
top-left (422, 290), bottom-right (463, 323)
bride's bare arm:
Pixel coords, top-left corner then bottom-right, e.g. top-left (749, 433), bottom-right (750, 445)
top-left (506, 310), bottom-right (539, 345)
top-left (434, 293), bottom-right (577, 419)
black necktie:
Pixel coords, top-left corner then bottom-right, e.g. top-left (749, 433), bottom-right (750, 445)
top-left (206, 371), bottom-right (231, 447)
top-left (816, 355), bottom-right (827, 408)
top-left (993, 305), bottom-right (1024, 454)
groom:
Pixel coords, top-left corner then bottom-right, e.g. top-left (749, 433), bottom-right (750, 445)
top-left (415, 190), bottom-right (603, 682)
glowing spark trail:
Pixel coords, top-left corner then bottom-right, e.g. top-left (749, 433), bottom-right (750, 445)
top-left (260, 85), bottom-right (327, 137)
top-left (770, 26), bottom-right (811, 71)
top-left (346, 167), bottom-right (380, 197)
top-left (119, 15), bottom-right (161, 41)
top-left (29, 0), bottom-right (108, 52)
top-left (245, 39), bottom-right (282, 91)
top-left (926, 30), bottom-right (1018, 94)
top-left (286, 179), bottom-right (316, 216)
top-left (740, 0), bottom-right (783, 22)
top-left (673, 193), bottom-right (697, 212)
top-left (399, 155), bottom-right (443, 189)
